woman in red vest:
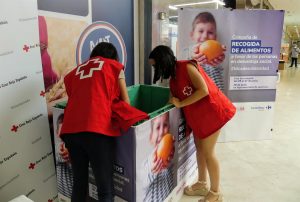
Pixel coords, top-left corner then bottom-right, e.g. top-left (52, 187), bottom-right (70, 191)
top-left (149, 45), bottom-right (236, 202)
top-left (60, 42), bottom-right (147, 202)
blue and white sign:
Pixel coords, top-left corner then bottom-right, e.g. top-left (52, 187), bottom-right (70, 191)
top-left (76, 21), bottom-right (127, 67)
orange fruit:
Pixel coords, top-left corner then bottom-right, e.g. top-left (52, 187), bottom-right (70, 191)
top-left (157, 133), bottom-right (173, 163)
top-left (199, 40), bottom-right (223, 62)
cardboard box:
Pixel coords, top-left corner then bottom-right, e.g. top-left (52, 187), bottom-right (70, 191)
top-left (52, 85), bottom-right (197, 202)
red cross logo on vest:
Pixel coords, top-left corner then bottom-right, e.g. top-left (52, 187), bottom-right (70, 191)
top-left (183, 86), bottom-right (193, 96)
top-left (76, 58), bottom-right (104, 79)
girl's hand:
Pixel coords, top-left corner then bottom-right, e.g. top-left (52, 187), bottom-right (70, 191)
top-left (169, 97), bottom-right (182, 108)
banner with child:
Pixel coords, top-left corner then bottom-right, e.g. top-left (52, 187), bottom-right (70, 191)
top-left (178, 8), bottom-right (284, 141)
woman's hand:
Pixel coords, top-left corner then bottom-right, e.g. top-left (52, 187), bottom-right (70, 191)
top-left (169, 97), bottom-right (182, 108)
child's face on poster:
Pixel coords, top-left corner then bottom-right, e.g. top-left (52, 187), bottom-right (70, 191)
top-left (150, 113), bottom-right (170, 146)
top-left (191, 22), bottom-right (217, 43)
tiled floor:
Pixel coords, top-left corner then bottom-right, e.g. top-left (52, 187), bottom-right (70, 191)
top-left (180, 66), bottom-right (300, 202)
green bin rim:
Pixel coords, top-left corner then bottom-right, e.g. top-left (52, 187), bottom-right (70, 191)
top-left (55, 101), bottom-right (67, 109)
top-left (54, 101), bottom-right (174, 119)
top-left (54, 84), bottom-right (174, 125)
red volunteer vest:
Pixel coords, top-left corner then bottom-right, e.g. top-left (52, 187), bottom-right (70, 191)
top-left (170, 60), bottom-right (236, 139)
top-left (61, 56), bottom-right (148, 137)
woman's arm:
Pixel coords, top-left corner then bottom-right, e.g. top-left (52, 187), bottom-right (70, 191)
top-left (170, 63), bottom-right (208, 108)
top-left (119, 78), bottom-right (130, 104)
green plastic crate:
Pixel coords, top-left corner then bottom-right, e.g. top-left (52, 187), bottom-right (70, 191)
top-left (127, 85), bottom-right (173, 119)
top-left (55, 84), bottom-right (173, 121)
top-left (55, 100), bottom-right (67, 109)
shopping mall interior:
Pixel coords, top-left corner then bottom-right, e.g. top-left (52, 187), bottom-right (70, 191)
top-left (178, 1), bottom-right (300, 202)
top-left (1, 0), bottom-right (300, 202)
top-left (180, 69), bottom-right (300, 202)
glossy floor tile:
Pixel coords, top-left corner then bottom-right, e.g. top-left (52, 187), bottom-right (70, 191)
top-left (180, 66), bottom-right (300, 202)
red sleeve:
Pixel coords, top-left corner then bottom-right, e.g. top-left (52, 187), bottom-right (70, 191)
top-left (64, 73), bottom-right (72, 97)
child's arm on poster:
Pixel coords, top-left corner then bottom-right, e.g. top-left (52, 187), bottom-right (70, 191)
top-left (151, 148), bottom-right (164, 174)
top-left (191, 45), bottom-right (208, 64)
top-left (170, 63), bottom-right (208, 108)
top-left (59, 142), bottom-right (70, 163)
top-left (151, 137), bottom-right (175, 174)
top-left (192, 44), bottom-right (226, 66)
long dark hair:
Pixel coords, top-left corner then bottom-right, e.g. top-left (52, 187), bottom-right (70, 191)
top-left (149, 45), bottom-right (176, 84)
top-left (90, 42), bottom-right (119, 61)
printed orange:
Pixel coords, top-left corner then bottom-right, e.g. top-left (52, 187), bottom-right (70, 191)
top-left (199, 40), bottom-right (223, 62)
top-left (157, 133), bottom-right (173, 163)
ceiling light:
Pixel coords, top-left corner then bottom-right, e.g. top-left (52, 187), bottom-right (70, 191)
top-left (214, 0), bottom-right (225, 5)
top-left (169, 16), bottom-right (178, 18)
top-left (173, 0), bottom-right (225, 7)
top-left (169, 5), bottom-right (178, 10)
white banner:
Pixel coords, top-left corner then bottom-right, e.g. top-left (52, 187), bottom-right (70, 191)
top-left (0, 0), bottom-right (57, 201)
top-left (229, 76), bottom-right (277, 90)
top-left (178, 8), bottom-right (283, 141)
top-left (219, 102), bottom-right (274, 142)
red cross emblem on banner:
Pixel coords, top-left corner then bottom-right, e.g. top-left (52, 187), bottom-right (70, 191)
top-left (76, 58), bottom-right (104, 79)
top-left (40, 90), bottom-right (45, 97)
top-left (11, 125), bottom-right (19, 132)
top-left (28, 163), bottom-right (36, 169)
top-left (23, 45), bottom-right (30, 52)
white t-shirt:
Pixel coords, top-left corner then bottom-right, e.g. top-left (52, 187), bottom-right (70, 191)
top-left (291, 46), bottom-right (300, 58)
top-left (119, 69), bottom-right (125, 79)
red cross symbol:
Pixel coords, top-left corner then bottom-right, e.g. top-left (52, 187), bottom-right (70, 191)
top-left (183, 86), bottom-right (193, 96)
top-left (48, 199), bottom-right (53, 202)
top-left (76, 58), bottom-right (104, 79)
top-left (28, 163), bottom-right (35, 169)
top-left (11, 125), bottom-right (18, 132)
top-left (40, 90), bottom-right (45, 97)
top-left (23, 45), bottom-right (30, 52)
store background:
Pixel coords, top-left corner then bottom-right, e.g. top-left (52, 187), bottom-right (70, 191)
top-left (1, 0), bottom-right (300, 201)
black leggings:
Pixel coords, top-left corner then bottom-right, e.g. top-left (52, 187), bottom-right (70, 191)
top-left (290, 57), bottom-right (298, 67)
top-left (62, 132), bottom-right (115, 202)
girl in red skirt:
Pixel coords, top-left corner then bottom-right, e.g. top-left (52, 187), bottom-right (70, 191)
top-left (149, 45), bottom-right (236, 202)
